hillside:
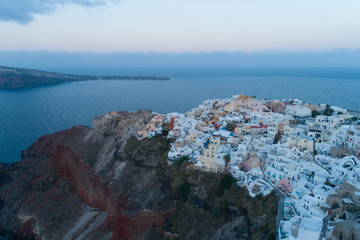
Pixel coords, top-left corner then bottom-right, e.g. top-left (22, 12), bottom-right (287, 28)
top-left (0, 110), bottom-right (278, 240)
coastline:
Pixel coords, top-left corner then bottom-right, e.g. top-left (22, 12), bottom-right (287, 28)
top-left (0, 65), bottom-right (170, 89)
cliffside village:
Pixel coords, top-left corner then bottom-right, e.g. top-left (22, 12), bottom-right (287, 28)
top-left (137, 94), bottom-right (360, 240)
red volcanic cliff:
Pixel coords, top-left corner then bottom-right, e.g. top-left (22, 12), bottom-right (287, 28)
top-left (0, 110), bottom-right (175, 240)
top-left (55, 145), bottom-right (173, 240)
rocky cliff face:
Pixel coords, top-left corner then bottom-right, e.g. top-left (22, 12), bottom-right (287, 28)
top-left (0, 110), bottom-right (175, 240)
top-left (0, 110), bottom-right (278, 240)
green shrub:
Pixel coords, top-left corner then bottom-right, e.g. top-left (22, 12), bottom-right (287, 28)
top-left (273, 133), bottom-right (281, 144)
top-left (226, 122), bottom-right (236, 132)
top-left (158, 137), bottom-right (174, 154)
top-left (212, 205), bottom-right (224, 220)
top-left (311, 110), bottom-right (321, 118)
top-left (268, 232), bottom-right (276, 240)
top-left (177, 181), bottom-right (190, 202)
top-left (161, 129), bottom-right (169, 136)
top-left (175, 156), bottom-right (190, 168)
top-left (125, 136), bottom-right (141, 153)
top-left (324, 104), bottom-right (334, 116)
top-left (216, 174), bottom-right (235, 197)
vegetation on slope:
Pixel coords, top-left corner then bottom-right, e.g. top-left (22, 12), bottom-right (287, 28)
top-left (162, 157), bottom-right (279, 239)
top-left (125, 134), bottom-right (279, 239)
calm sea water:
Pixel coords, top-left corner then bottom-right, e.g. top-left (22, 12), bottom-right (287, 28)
top-left (1, 68), bottom-right (360, 163)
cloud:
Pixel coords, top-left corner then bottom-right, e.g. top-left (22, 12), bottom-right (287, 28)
top-left (0, 0), bottom-right (116, 24)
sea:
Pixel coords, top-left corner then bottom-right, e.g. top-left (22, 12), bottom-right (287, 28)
top-left (0, 67), bottom-right (360, 164)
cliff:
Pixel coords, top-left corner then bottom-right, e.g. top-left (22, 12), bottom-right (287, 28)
top-left (0, 110), bottom-right (278, 240)
top-left (0, 66), bottom-right (170, 89)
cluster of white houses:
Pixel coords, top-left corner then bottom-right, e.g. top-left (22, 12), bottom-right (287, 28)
top-left (137, 94), bottom-right (360, 240)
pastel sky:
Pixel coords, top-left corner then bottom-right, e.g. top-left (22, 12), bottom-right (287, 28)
top-left (1, 0), bottom-right (360, 53)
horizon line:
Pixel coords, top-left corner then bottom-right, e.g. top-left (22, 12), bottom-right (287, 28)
top-left (1, 48), bottom-right (360, 55)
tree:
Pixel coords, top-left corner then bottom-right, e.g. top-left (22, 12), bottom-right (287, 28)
top-left (273, 133), bottom-right (281, 144)
top-left (226, 122), bottom-right (236, 132)
top-left (351, 116), bottom-right (359, 122)
top-left (223, 154), bottom-right (230, 171)
top-left (324, 104), bottom-right (334, 116)
top-left (311, 110), bottom-right (321, 118)
top-left (161, 129), bottom-right (169, 136)
top-left (177, 181), bottom-right (190, 202)
top-left (216, 174), bottom-right (235, 197)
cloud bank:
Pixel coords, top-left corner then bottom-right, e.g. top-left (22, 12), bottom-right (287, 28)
top-left (0, 0), bottom-right (116, 24)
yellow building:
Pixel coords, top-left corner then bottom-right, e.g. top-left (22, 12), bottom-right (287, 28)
top-left (209, 136), bottom-right (221, 146)
top-left (241, 125), bottom-right (252, 135)
top-left (298, 136), bottom-right (314, 153)
top-left (237, 94), bottom-right (256, 101)
top-left (199, 144), bottom-right (218, 171)
top-left (244, 152), bottom-right (263, 169)
top-left (234, 127), bottom-right (242, 136)
top-left (224, 103), bottom-right (234, 113)
top-left (288, 135), bottom-right (314, 153)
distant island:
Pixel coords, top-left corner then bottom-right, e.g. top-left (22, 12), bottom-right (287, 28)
top-left (0, 66), bottom-right (170, 89)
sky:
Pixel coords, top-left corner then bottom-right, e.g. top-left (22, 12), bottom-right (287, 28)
top-left (0, 0), bottom-right (360, 53)
top-left (0, 0), bottom-right (360, 69)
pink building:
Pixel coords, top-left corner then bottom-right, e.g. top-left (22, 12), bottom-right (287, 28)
top-left (238, 162), bottom-right (251, 172)
top-left (275, 178), bottom-right (294, 195)
top-left (265, 101), bottom-right (286, 113)
top-left (136, 114), bottom-right (165, 139)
